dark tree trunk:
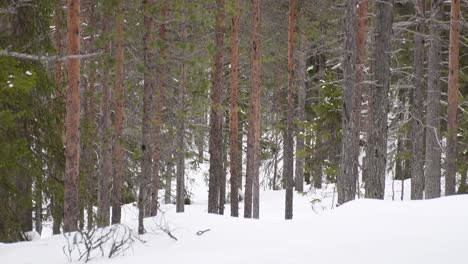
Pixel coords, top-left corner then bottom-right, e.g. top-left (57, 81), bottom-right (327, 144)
top-left (445, 0), bottom-right (461, 196)
top-left (176, 21), bottom-right (187, 213)
top-left (229, 0), bottom-right (240, 217)
top-left (424, 0), bottom-right (443, 199)
top-left (365, 0), bottom-right (393, 200)
top-left (294, 17), bottom-right (306, 193)
top-left (208, 0), bottom-right (226, 214)
top-left (139, 0), bottom-right (155, 234)
top-left (245, 0), bottom-right (262, 219)
top-left (112, 0), bottom-right (124, 224)
top-left (284, 0), bottom-right (296, 220)
top-left (338, 0), bottom-right (358, 205)
top-left (410, 0), bottom-right (425, 200)
top-left (151, 0), bottom-right (167, 217)
top-left (64, 0), bottom-right (81, 233)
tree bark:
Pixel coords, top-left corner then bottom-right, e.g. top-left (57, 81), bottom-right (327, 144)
top-left (338, 0), bottom-right (358, 205)
top-left (63, 0), bottom-right (81, 233)
top-left (150, 0), bottom-right (167, 216)
top-left (139, 0), bottom-right (155, 234)
top-left (245, 0), bottom-right (262, 219)
top-left (364, 0), bottom-right (393, 200)
top-left (208, 0), bottom-right (225, 214)
top-left (229, 0), bottom-right (240, 217)
top-left (424, 0), bottom-right (443, 199)
top-left (294, 28), bottom-right (306, 193)
top-left (410, 0), bottom-right (425, 200)
top-left (285, 0), bottom-right (296, 220)
top-left (354, 0), bottom-right (367, 189)
top-left (112, 0), bottom-right (124, 224)
top-left (445, 0), bottom-right (460, 196)
top-left (176, 15), bottom-right (187, 213)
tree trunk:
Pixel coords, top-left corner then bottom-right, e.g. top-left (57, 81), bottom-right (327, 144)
top-left (245, 0), bottom-right (262, 219)
top-left (98, 1), bottom-right (112, 227)
top-left (63, 0), bottom-right (81, 233)
top-left (355, 0), bottom-right (367, 189)
top-left (112, 0), bottom-right (124, 224)
top-left (445, 0), bottom-right (461, 196)
top-left (139, 0), bottom-right (155, 234)
top-left (208, 0), bottom-right (225, 214)
top-left (364, 0), bottom-right (393, 200)
top-left (284, 0), bottom-right (296, 220)
top-left (150, 0), bottom-right (167, 216)
top-left (176, 19), bottom-right (187, 213)
top-left (294, 17), bottom-right (306, 193)
top-left (424, 0), bottom-right (443, 199)
top-left (410, 0), bottom-right (425, 200)
top-left (338, 0), bottom-right (358, 205)
top-left (229, 0), bottom-right (240, 217)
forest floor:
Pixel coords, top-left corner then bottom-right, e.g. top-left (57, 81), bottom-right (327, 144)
top-left (1, 163), bottom-right (468, 264)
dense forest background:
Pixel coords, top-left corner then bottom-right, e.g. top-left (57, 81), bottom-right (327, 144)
top-left (0, 0), bottom-right (467, 242)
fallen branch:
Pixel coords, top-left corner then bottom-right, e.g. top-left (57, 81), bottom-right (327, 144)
top-left (0, 50), bottom-right (102, 62)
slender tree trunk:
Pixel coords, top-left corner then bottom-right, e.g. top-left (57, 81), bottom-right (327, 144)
top-left (410, 0), bottom-right (425, 200)
top-left (34, 176), bottom-right (42, 235)
top-left (63, 0), bottom-right (81, 233)
top-left (208, 0), bottom-right (226, 214)
top-left (176, 19), bottom-right (187, 213)
top-left (445, 0), bottom-right (461, 196)
top-left (229, 0), bottom-right (240, 217)
top-left (112, 0), bottom-right (124, 224)
top-left (424, 0), bottom-right (443, 199)
top-left (365, 0), bottom-right (393, 200)
top-left (164, 157), bottom-right (174, 204)
top-left (294, 20), bottom-right (306, 193)
top-left (98, 1), bottom-right (112, 228)
top-left (245, 0), bottom-right (262, 219)
top-left (338, 0), bottom-right (358, 205)
top-left (284, 0), bottom-right (296, 220)
top-left (150, 0), bottom-right (167, 216)
top-left (139, 0), bottom-right (155, 234)
top-left (355, 0), bottom-right (367, 188)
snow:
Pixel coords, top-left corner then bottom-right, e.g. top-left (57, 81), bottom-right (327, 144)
top-left (1, 164), bottom-right (468, 264)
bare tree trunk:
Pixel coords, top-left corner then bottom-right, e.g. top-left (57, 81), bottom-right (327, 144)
top-left (150, 0), bottom-right (167, 216)
top-left (112, 0), bottom-right (124, 224)
top-left (410, 0), bottom-right (425, 200)
top-left (284, 0), bottom-right (296, 220)
top-left (245, 0), bottom-right (262, 219)
top-left (338, 0), bottom-right (358, 205)
top-left (64, 0), bottom-right (81, 233)
top-left (98, 1), bottom-right (112, 228)
top-left (176, 18), bottom-right (187, 213)
top-left (364, 0), bottom-right (393, 200)
top-left (229, 0), bottom-right (240, 217)
top-left (424, 0), bottom-right (443, 199)
top-left (139, 0), bottom-right (155, 234)
top-left (208, 0), bottom-right (225, 214)
top-left (445, 0), bottom-right (461, 196)
top-left (294, 22), bottom-right (306, 193)
top-left (355, 0), bottom-right (367, 189)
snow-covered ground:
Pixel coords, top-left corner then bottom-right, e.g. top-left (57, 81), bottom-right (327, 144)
top-left (1, 164), bottom-right (468, 264)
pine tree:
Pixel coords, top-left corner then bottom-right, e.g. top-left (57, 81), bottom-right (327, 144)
top-left (63, 0), bottom-right (81, 233)
top-left (445, 0), bottom-right (461, 196)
